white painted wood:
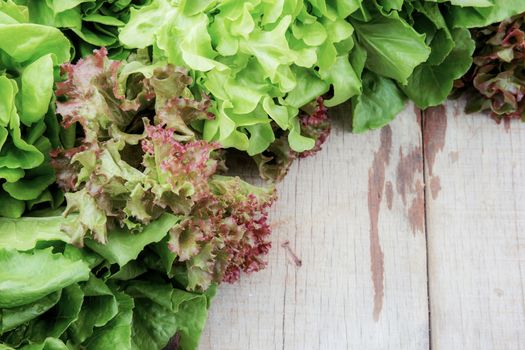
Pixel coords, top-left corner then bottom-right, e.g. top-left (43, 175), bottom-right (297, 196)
top-left (201, 103), bottom-right (429, 350)
top-left (425, 99), bottom-right (525, 350)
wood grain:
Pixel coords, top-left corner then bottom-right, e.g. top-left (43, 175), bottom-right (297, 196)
top-left (424, 100), bottom-right (525, 350)
top-left (201, 103), bottom-right (429, 350)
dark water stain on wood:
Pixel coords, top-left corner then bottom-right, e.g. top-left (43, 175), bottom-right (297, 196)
top-left (423, 106), bottom-right (448, 176)
top-left (385, 181), bottom-right (393, 210)
top-left (396, 146), bottom-right (423, 206)
top-left (430, 176), bottom-right (442, 200)
top-left (408, 180), bottom-right (425, 235)
top-left (367, 126), bottom-right (392, 322)
top-left (396, 145), bottom-right (425, 234)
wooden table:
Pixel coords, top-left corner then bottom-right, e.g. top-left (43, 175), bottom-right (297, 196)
top-left (200, 99), bottom-right (525, 350)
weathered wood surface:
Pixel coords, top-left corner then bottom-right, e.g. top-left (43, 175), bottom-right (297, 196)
top-left (425, 100), bottom-right (525, 350)
top-left (200, 99), bottom-right (525, 349)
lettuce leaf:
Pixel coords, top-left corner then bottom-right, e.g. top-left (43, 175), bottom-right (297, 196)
top-left (350, 10), bottom-right (431, 85)
top-left (0, 216), bottom-right (73, 250)
top-left (352, 70), bottom-right (407, 132)
top-left (85, 214), bottom-right (180, 266)
top-left (0, 218), bottom-right (216, 350)
top-left (127, 281), bottom-right (210, 350)
top-left (449, 0), bottom-right (525, 28)
top-left (401, 27), bottom-right (475, 108)
top-left (0, 248), bottom-right (90, 308)
top-left (0, 291), bottom-right (61, 333)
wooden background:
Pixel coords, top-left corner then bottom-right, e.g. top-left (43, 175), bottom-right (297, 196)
top-left (200, 99), bottom-right (525, 350)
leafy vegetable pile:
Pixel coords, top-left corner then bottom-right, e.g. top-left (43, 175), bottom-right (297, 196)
top-left (2, 0), bottom-right (525, 349)
top-left (0, 45), bottom-right (275, 348)
top-left (119, 0), bottom-right (525, 141)
top-left (120, 0), bottom-right (357, 156)
top-left (456, 12), bottom-right (525, 120)
top-left (0, 214), bottom-right (214, 350)
top-left (53, 49), bottom-right (275, 291)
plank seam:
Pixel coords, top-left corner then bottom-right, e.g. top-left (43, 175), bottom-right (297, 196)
top-left (421, 108), bottom-right (433, 350)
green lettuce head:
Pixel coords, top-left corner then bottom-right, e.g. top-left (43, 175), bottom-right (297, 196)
top-left (120, 0), bottom-right (365, 155)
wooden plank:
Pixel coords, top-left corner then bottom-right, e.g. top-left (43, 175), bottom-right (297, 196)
top-left (424, 100), bottom-right (525, 350)
top-left (201, 103), bottom-right (429, 349)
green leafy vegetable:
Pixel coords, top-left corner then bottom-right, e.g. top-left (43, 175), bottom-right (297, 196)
top-left (0, 216), bottom-right (216, 350)
top-left (120, 0), bottom-right (358, 153)
top-left (2, 2), bottom-right (525, 350)
top-left (350, 10), bottom-right (431, 84)
top-left (117, 0), bottom-right (525, 136)
top-left (85, 213), bottom-right (179, 266)
top-left (352, 71), bottom-right (407, 132)
top-left (0, 4), bottom-right (71, 218)
top-left (0, 248), bottom-right (90, 308)
top-left (14, 0), bottom-right (151, 59)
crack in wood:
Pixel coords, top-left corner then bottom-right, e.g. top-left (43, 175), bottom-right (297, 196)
top-left (421, 106), bottom-right (433, 350)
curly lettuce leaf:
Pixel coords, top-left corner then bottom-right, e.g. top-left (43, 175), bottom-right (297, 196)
top-left (121, 0), bottom-right (359, 153)
top-left (19, 0), bottom-right (151, 59)
top-left (0, 9), bottom-right (71, 217)
top-left (457, 12), bottom-right (525, 120)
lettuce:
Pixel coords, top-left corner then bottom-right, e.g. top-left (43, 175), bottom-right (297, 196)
top-left (448, 0), bottom-right (525, 28)
top-left (0, 3), bottom-right (71, 218)
top-left (52, 49), bottom-right (276, 291)
top-left (119, 0), bottom-right (525, 138)
top-left (347, 1), bottom-right (464, 131)
top-left (0, 248), bottom-right (90, 308)
top-left (456, 13), bottom-right (525, 120)
top-left (13, 0), bottom-right (151, 60)
top-left (2, 2), bottom-right (525, 350)
top-left (0, 215), bottom-right (214, 350)
top-left (349, 0), bottom-right (525, 131)
top-left (120, 0), bottom-right (361, 154)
